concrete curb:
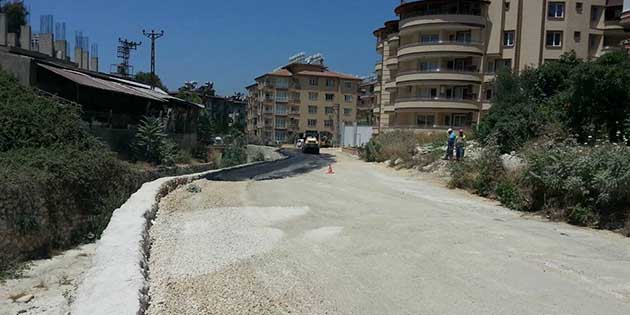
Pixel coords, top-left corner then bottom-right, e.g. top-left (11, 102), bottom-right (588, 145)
top-left (72, 148), bottom-right (287, 315)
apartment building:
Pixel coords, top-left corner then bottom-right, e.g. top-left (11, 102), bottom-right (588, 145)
top-left (358, 77), bottom-right (378, 125)
top-left (246, 55), bottom-right (361, 144)
top-left (373, 0), bottom-right (626, 132)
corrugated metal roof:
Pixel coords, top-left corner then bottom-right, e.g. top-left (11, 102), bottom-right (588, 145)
top-left (38, 63), bottom-right (204, 108)
top-left (39, 63), bottom-right (165, 102)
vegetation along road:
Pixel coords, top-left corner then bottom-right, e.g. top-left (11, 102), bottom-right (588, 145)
top-left (147, 149), bottom-right (630, 315)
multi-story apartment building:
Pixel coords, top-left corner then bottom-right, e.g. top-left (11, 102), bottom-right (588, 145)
top-left (246, 56), bottom-right (361, 144)
top-left (373, 0), bottom-right (626, 132)
top-left (358, 76), bottom-right (378, 125)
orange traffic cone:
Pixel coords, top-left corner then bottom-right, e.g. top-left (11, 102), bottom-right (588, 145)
top-left (326, 164), bottom-right (335, 175)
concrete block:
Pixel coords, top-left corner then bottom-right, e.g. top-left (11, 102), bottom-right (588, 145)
top-left (74, 47), bottom-right (82, 67)
top-left (90, 56), bottom-right (99, 72)
top-left (0, 14), bottom-right (7, 46)
top-left (38, 33), bottom-right (54, 56)
top-left (19, 25), bottom-right (31, 50)
top-left (54, 39), bottom-right (67, 60)
top-left (81, 51), bottom-right (89, 70)
top-left (7, 33), bottom-right (17, 47)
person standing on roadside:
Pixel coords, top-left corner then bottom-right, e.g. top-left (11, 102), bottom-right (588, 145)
top-left (445, 128), bottom-right (456, 160)
top-left (456, 129), bottom-right (466, 161)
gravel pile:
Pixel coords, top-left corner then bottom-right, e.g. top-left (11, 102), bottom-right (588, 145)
top-left (147, 179), bottom-right (325, 314)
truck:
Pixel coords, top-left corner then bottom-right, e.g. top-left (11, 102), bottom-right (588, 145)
top-left (302, 131), bottom-right (320, 154)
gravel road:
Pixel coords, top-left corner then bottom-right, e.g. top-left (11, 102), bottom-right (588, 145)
top-left (148, 149), bottom-right (630, 315)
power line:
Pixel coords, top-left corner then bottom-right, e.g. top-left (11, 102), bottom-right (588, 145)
top-left (142, 29), bottom-right (164, 90)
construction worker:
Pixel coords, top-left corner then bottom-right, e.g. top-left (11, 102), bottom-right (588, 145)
top-left (456, 129), bottom-right (466, 161)
top-left (445, 128), bottom-right (456, 160)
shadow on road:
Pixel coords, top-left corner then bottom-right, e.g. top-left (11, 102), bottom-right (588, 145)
top-left (205, 149), bottom-right (336, 182)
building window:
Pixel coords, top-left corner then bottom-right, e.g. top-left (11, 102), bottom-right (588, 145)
top-left (325, 93), bottom-right (335, 102)
top-left (503, 31), bottom-right (515, 47)
top-left (275, 130), bottom-right (287, 142)
top-left (290, 92), bottom-right (300, 101)
top-left (416, 114), bottom-right (435, 127)
top-left (591, 7), bottom-right (600, 22)
top-left (576, 2), bottom-right (583, 14)
top-left (308, 105), bottom-right (317, 114)
top-left (309, 78), bottom-right (318, 86)
top-left (344, 81), bottom-right (353, 89)
top-left (325, 79), bottom-right (334, 87)
top-left (308, 92), bottom-right (318, 101)
top-left (325, 106), bottom-right (334, 114)
top-left (324, 120), bottom-right (334, 128)
top-left (276, 78), bottom-right (288, 89)
top-left (275, 104), bottom-right (287, 115)
top-left (485, 89), bottom-right (493, 100)
top-left (276, 90), bottom-right (288, 102)
top-left (504, 1), bottom-right (510, 11)
top-left (495, 59), bottom-right (512, 72)
top-left (307, 119), bottom-right (317, 127)
top-left (275, 117), bottom-right (286, 128)
top-left (548, 2), bottom-right (565, 19)
top-left (420, 33), bottom-right (439, 43)
top-left (344, 108), bottom-right (352, 116)
top-left (546, 31), bottom-right (563, 48)
top-left (574, 31), bottom-right (581, 43)
top-left (344, 95), bottom-right (353, 102)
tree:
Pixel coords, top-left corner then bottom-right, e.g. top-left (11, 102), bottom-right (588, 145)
top-left (567, 51), bottom-right (630, 142)
top-left (133, 72), bottom-right (168, 92)
top-left (0, 1), bottom-right (28, 35)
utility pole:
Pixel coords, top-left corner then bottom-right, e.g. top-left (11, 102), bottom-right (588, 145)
top-left (142, 29), bottom-right (164, 90)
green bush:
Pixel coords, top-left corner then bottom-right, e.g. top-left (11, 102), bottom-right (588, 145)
top-left (220, 134), bottom-right (247, 168)
top-left (523, 142), bottom-right (630, 227)
top-left (131, 116), bottom-right (177, 165)
top-left (495, 175), bottom-right (530, 211)
top-left (0, 68), bottom-right (142, 275)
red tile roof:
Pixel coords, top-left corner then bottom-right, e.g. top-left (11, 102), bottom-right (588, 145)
top-left (295, 70), bottom-right (361, 80)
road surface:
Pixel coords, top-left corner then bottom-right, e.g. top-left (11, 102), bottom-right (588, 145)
top-left (147, 149), bottom-right (630, 315)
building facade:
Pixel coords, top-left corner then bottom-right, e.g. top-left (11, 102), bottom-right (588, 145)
top-left (358, 76), bottom-right (378, 126)
top-left (246, 58), bottom-right (361, 144)
top-left (373, 0), bottom-right (626, 132)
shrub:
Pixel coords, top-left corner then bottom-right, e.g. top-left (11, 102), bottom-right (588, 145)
top-left (495, 174), bottom-right (530, 211)
top-left (220, 134), bottom-right (247, 168)
top-left (0, 68), bottom-right (141, 275)
top-left (131, 116), bottom-right (177, 165)
top-left (523, 142), bottom-right (630, 228)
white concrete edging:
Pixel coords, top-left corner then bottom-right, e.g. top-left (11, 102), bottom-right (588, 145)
top-left (72, 148), bottom-right (286, 315)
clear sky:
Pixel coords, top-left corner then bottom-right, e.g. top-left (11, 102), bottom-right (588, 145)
top-left (25, 0), bottom-right (399, 95)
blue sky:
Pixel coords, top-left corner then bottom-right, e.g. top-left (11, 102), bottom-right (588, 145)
top-left (26, 0), bottom-right (399, 95)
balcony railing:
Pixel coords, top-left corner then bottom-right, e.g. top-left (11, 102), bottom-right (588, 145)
top-left (399, 39), bottom-right (483, 50)
top-left (386, 124), bottom-right (474, 131)
top-left (398, 66), bottom-right (480, 75)
top-left (398, 0), bottom-right (482, 20)
top-left (396, 96), bottom-right (478, 103)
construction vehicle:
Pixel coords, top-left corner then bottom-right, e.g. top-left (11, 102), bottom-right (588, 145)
top-left (302, 131), bottom-right (320, 154)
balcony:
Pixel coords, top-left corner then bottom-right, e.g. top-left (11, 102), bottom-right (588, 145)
top-left (398, 40), bottom-right (484, 57)
top-left (385, 56), bottom-right (398, 67)
top-left (375, 61), bottom-right (383, 71)
top-left (384, 80), bottom-right (397, 90)
top-left (395, 96), bottom-right (480, 111)
top-left (400, 14), bottom-right (485, 31)
top-left (397, 68), bottom-right (482, 84)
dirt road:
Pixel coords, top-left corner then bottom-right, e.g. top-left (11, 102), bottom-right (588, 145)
top-left (148, 149), bottom-right (630, 315)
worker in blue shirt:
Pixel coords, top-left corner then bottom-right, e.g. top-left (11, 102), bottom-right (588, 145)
top-left (445, 128), bottom-right (456, 160)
